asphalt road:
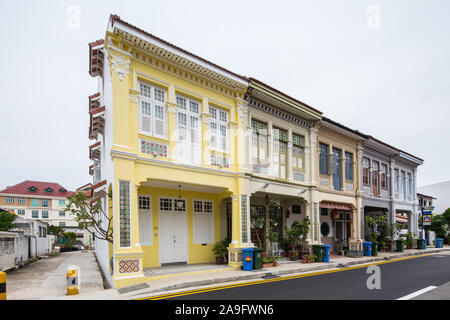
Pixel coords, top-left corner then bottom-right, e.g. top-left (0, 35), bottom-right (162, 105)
top-left (166, 253), bottom-right (450, 300)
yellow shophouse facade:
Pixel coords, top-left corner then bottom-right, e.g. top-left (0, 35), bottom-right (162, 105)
top-left (89, 15), bottom-right (252, 288)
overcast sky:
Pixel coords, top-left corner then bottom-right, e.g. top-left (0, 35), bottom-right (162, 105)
top-left (1, 0), bottom-right (449, 191)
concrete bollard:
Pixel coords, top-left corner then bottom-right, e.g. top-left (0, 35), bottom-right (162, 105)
top-left (66, 265), bottom-right (80, 296)
top-left (0, 271), bottom-right (6, 300)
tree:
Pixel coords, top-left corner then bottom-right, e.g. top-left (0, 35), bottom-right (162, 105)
top-left (62, 232), bottom-right (77, 248)
top-left (65, 192), bottom-right (113, 244)
top-left (0, 210), bottom-right (16, 231)
top-left (47, 225), bottom-right (64, 235)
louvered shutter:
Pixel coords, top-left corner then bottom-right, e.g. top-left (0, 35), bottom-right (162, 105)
top-left (141, 100), bottom-right (152, 133)
top-left (154, 104), bottom-right (165, 137)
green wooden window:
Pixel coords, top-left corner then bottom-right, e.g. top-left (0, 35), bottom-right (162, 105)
top-left (292, 134), bottom-right (304, 170)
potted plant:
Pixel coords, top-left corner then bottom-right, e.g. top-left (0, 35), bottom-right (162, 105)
top-left (285, 217), bottom-right (311, 261)
top-left (262, 256), bottom-right (274, 268)
top-left (212, 240), bottom-right (228, 264)
top-left (301, 254), bottom-right (317, 263)
top-left (273, 254), bottom-right (280, 267)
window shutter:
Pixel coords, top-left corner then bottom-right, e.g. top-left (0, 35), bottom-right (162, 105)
top-left (210, 122), bottom-right (217, 150)
top-left (154, 104), bottom-right (165, 137)
top-left (178, 115), bottom-right (188, 163)
top-left (141, 100), bottom-right (152, 133)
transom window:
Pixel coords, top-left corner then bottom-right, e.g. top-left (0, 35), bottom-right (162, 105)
top-left (209, 106), bottom-right (228, 153)
top-left (292, 133), bottom-right (304, 170)
top-left (251, 120), bottom-right (267, 163)
top-left (272, 127), bottom-right (287, 179)
top-left (177, 95), bottom-right (201, 165)
top-left (139, 81), bottom-right (167, 138)
top-left (159, 198), bottom-right (172, 211)
top-left (139, 196), bottom-right (151, 210)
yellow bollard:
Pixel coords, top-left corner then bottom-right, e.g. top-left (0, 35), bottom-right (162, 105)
top-left (0, 271), bottom-right (6, 300)
top-left (66, 265), bottom-right (80, 296)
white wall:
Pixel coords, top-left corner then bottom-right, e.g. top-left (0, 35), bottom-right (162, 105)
top-left (0, 232), bottom-right (17, 271)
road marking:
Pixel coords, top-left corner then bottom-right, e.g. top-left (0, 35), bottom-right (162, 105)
top-left (397, 286), bottom-right (437, 300)
top-left (138, 253), bottom-right (436, 300)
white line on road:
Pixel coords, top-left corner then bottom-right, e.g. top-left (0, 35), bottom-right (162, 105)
top-left (397, 286), bottom-right (437, 300)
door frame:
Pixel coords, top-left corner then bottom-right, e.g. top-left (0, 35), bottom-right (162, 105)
top-left (158, 196), bottom-right (189, 266)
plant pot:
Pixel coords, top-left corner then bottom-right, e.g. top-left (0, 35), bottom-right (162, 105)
top-left (273, 261), bottom-right (278, 267)
top-left (288, 251), bottom-right (299, 261)
top-left (302, 258), bottom-right (307, 264)
top-left (262, 263), bottom-right (273, 268)
top-left (215, 256), bottom-right (224, 264)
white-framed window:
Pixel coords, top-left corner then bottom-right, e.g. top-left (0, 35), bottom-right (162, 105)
top-left (18, 209), bottom-right (25, 215)
top-left (139, 81), bottom-right (167, 138)
top-left (59, 211), bottom-right (65, 217)
top-left (272, 127), bottom-right (287, 179)
top-left (32, 210), bottom-right (39, 218)
top-left (18, 198), bottom-right (25, 204)
top-left (42, 211), bottom-right (49, 219)
top-left (138, 195), bottom-right (153, 246)
top-left (42, 199), bottom-right (49, 207)
top-left (193, 200), bottom-right (214, 244)
top-left (176, 95), bottom-right (202, 165)
top-left (292, 134), bottom-right (305, 170)
top-left (6, 197), bottom-right (14, 204)
top-left (209, 106), bottom-right (228, 153)
top-left (252, 119), bottom-right (267, 163)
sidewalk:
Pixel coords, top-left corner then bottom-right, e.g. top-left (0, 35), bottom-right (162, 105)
top-left (60, 245), bottom-right (449, 300)
top-left (6, 250), bottom-right (105, 300)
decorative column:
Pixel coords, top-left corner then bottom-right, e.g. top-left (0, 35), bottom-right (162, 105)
top-left (308, 127), bottom-right (318, 186)
top-left (108, 47), bottom-right (131, 148)
top-left (236, 100), bottom-right (248, 171)
top-left (287, 128), bottom-right (293, 181)
top-left (389, 158), bottom-right (396, 227)
top-left (267, 121), bottom-right (274, 177)
top-left (228, 193), bottom-right (249, 267)
top-left (200, 97), bottom-right (210, 166)
top-left (340, 149), bottom-right (346, 191)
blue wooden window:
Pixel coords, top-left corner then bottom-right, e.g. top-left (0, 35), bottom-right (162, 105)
top-left (345, 152), bottom-right (353, 181)
top-left (319, 143), bottom-right (329, 175)
top-left (332, 148), bottom-right (342, 191)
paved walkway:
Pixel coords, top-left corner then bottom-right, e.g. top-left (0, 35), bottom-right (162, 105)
top-left (6, 250), bottom-right (105, 300)
top-left (10, 246), bottom-right (448, 300)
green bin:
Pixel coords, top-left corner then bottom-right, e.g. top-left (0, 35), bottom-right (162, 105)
top-left (253, 247), bottom-right (263, 270)
top-left (396, 240), bottom-right (404, 252)
top-left (372, 242), bottom-right (378, 256)
top-left (312, 245), bottom-right (324, 262)
top-left (417, 239), bottom-right (426, 250)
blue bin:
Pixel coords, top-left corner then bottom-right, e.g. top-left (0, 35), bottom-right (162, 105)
top-left (424, 239), bottom-right (427, 249)
top-left (363, 241), bottom-right (373, 256)
top-left (435, 238), bottom-right (443, 248)
top-left (323, 245), bottom-right (331, 262)
top-left (242, 248), bottom-right (254, 271)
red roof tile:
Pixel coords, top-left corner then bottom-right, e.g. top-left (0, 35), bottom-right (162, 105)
top-left (0, 180), bottom-right (75, 197)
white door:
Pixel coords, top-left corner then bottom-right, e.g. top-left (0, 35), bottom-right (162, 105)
top-left (159, 198), bottom-right (187, 264)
